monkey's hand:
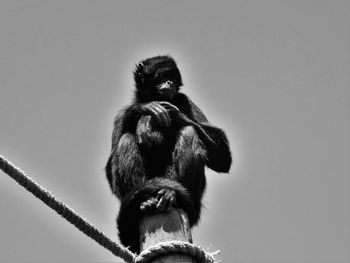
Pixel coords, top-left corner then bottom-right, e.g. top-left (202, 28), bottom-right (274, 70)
top-left (140, 189), bottom-right (176, 213)
top-left (140, 101), bottom-right (179, 128)
top-left (136, 115), bottom-right (164, 148)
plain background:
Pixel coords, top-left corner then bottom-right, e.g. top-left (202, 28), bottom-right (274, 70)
top-left (0, 1), bottom-right (349, 262)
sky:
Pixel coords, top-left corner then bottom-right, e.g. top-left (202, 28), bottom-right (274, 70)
top-left (0, 1), bottom-right (349, 262)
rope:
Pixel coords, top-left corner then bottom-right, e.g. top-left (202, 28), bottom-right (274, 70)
top-left (135, 241), bottom-right (219, 263)
top-left (0, 155), bottom-right (136, 263)
top-left (0, 154), bottom-right (219, 263)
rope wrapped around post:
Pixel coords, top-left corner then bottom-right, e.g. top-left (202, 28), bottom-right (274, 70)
top-left (135, 241), bottom-right (218, 263)
top-left (0, 154), bottom-right (219, 263)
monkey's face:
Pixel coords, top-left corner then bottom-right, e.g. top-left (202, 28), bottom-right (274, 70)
top-left (134, 56), bottom-right (183, 102)
top-left (156, 80), bottom-right (176, 100)
top-left (152, 67), bottom-right (181, 100)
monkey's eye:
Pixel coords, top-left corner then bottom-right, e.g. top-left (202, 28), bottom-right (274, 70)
top-left (156, 78), bottom-right (175, 87)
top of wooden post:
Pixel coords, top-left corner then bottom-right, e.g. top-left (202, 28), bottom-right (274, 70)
top-left (139, 208), bottom-right (196, 263)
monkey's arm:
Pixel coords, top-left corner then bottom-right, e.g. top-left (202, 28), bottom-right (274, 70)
top-left (195, 121), bottom-right (232, 173)
top-left (179, 96), bottom-right (232, 173)
top-left (105, 105), bottom-right (144, 194)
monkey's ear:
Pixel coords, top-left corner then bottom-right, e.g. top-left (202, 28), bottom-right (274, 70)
top-left (134, 63), bottom-right (145, 88)
top-left (138, 72), bottom-right (144, 86)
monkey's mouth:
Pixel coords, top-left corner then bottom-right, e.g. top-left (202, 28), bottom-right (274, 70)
top-left (159, 88), bottom-right (176, 99)
top-left (158, 82), bottom-right (176, 99)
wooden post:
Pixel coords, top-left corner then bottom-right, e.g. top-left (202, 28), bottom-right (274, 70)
top-left (139, 208), bottom-right (195, 263)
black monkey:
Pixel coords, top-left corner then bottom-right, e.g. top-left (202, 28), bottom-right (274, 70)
top-left (105, 55), bottom-right (232, 253)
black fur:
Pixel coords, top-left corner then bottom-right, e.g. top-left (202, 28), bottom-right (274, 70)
top-left (105, 55), bottom-right (232, 253)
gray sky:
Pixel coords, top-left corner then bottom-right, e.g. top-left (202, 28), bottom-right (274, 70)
top-left (0, 1), bottom-right (349, 262)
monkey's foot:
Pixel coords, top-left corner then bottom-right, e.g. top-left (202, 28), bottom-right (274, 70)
top-left (140, 189), bottom-right (176, 213)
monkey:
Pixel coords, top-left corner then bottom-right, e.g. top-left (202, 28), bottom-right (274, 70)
top-left (105, 55), bottom-right (232, 253)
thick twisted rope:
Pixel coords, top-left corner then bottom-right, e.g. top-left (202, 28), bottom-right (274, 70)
top-left (1, 154), bottom-right (219, 263)
top-left (135, 241), bottom-right (218, 263)
top-left (0, 155), bottom-right (136, 263)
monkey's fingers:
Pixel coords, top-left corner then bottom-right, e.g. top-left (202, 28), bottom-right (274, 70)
top-left (142, 102), bottom-right (171, 127)
top-left (156, 196), bottom-right (167, 211)
top-left (156, 189), bottom-right (176, 211)
top-left (140, 197), bottom-right (158, 212)
top-left (149, 104), bottom-right (171, 127)
top-left (159, 101), bottom-right (179, 111)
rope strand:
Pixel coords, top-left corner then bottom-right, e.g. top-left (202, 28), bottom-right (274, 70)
top-left (0, 155), bottom-right (135, 263)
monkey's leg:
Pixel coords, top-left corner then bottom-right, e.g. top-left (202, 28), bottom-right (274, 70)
top-left (136, 115), bottom-right (164, 149)
top-left (112, 133), bottom-right (146, 198)
top-left (167, 126), bottom-right (207, 225)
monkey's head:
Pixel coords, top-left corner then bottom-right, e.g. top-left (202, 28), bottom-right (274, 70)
top-left (133, 55), bottom-right (183, 103)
